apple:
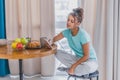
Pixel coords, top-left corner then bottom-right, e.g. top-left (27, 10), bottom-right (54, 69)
top-left (11, 42), bottom-right (17, 49)
top-left (21, 38), bottom-right (28, 45)
top-left (15, 38), bottom-right (21, 43)
top-left (16, 42), bottom-right (23, 50)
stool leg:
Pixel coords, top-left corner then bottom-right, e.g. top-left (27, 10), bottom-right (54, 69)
top-left (67, 76), bottom-right (71, 80)
top-left (97, 76), bottom-right (99, 80)
top-left (75, 77), bottom-right (76, 80)
top-left (90, 78), bottom-right (92, 80)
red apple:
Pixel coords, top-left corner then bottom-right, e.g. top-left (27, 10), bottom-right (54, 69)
top-left (16, 42), bottom-right (23, 50)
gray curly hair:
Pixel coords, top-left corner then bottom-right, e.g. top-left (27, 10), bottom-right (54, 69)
top-left (69, 7), bottom-right (84, 23)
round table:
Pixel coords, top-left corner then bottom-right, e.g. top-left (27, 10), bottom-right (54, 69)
top-left (0, 44), bottom-right (57, 80)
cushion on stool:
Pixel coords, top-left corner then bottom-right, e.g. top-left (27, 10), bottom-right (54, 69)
top-left (68, 70), bottom-right (99, 79)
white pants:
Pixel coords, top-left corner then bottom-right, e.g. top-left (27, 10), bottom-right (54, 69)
top-left (55, 50), bottom-right (98, 76)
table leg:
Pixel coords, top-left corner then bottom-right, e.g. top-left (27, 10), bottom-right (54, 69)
top-left (19, 59), bottom-right (23, 80)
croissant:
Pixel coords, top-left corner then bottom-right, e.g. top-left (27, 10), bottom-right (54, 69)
top-left (27, 41), bottom-right (40, 48)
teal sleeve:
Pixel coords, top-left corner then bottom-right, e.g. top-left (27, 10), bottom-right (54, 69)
top-left (62, 29), bottom-right (69, 38)
top-left (80, 33), bottom-right (90, 45)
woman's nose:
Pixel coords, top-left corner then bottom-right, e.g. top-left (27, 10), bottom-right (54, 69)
top-left (67, 21), bottom-right (70, 24)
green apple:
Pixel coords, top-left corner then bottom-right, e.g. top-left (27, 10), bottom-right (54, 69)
top-left (26, 37), bottom-right (31, 42)
top-left (11, 42), bottom-right (17, 49)
top-left (21, 38), bottom-right (28, 45)
top-left (15, 38), bottom-right (21, 43)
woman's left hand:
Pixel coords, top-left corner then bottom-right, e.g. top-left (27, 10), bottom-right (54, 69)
top-left (68, 68), bottom-right (74, 75)
top-left (68, 64), bottom-right (76, 75)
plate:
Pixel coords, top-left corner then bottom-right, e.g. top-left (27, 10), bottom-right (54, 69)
top-left (25, 40), bottom-right (41, 49)
top-left (25, 46), bottom-right (41, 49)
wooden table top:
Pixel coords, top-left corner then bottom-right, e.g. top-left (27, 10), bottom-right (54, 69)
top-left (0, 45), bottom-right (57, 59)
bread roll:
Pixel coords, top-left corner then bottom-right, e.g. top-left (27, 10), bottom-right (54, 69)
top-left (27, 41), bottom-right (40, 48)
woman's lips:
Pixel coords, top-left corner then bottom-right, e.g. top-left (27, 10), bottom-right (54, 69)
top-left (67, 24), bottom-right (70, 27)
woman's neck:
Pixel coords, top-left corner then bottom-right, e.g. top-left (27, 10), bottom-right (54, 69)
top-left (71, 27), bottom-right (79, 36)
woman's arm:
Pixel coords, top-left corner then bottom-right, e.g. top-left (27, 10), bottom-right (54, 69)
top-left (68, 43), bottom-right (90, 74)
top-left (53, 32), bottom-right (64, 43)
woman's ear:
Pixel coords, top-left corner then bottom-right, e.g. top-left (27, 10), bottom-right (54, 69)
top-left (77, 22), bottom-right (80, 26)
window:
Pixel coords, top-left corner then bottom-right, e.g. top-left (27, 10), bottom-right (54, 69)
top-left (55, 0), bottom-right (79, 53)
top-left (55, 0), bottom-right (79, 33)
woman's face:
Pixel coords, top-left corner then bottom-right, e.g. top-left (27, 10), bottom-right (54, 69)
top-left (67, 15), bottom-right (80, 29)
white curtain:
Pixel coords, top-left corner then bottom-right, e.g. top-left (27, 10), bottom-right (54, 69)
top-left (80, 0), bottom-right (96, 42)
top-left (79, 0), bottom-right (105, 79)
top-left (113, 0), bottom-right (120, 80)
top-left (39, 0), bottom-right (55, 76)
top-left (94, 0), bottom-right (108, 80)
top-left (79, 0), bottom-right (106, 79)
top-left (79, 0), bottom-right (120, 80)
top-left (81, 0), bottom-right (106, 80)
top-left (5, 0), bottom-right (55, 76)
top-left (94, 0), bottom-right (120, 80)
top-left (5, 0), bottom-right (41, 40)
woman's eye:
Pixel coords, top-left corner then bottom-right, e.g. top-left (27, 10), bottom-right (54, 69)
top-left (67, 19), bottom-right (74, 23)
top-left (71, 20), bottom-right (74, 23)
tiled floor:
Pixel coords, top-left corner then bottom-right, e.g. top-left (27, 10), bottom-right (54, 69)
top-left (0, 75), bottom-right (68, 80)
top-left (0, 71), bottom-right (68, 80)
top-left (0, 74), bottom-right (68, 80)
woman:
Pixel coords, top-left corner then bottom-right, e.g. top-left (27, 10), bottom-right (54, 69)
top-left (53, 7), bottom-right (98, 76)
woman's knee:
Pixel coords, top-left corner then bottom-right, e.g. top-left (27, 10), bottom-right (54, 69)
top-left (55, 50), bottom-right (65, 57)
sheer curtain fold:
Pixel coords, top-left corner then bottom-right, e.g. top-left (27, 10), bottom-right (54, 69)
top-left (80, 0), bottom-right (96, 41)
top-left (5, 0), bottom-right (41, 40)
top-left (40, 0), bottom-right (55, 76)
top-left (94, 0), bottom-right (117, 80)
top-left (40, 0), bottom-right (55, 39)
top-left (94, 0), bottom-right (120, 80)
top-left (5, 0), bottom-right (41, 76)
top-left (113, 0), bottom-right (120, 79)
top-left (5, 0), bottom-right (55, 76)
top-left (5, 0), bottom-right (19, 39)
top-left (80, 0), bottom-right (120, 80)
top-left (94, 0), bottom-right (107, 80)
top-left (80, 0), bottom-right (106, 79)
top-left (106, 0), bottom-right (114, 80)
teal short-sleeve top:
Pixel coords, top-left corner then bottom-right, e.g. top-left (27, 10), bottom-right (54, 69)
top-left (62, 27), bottom-right (97, 60)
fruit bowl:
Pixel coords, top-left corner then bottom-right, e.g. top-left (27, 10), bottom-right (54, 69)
top-left (11, 38), bottom-right (29, 51)
top-left (12, 42), bottom-right (26, 51)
